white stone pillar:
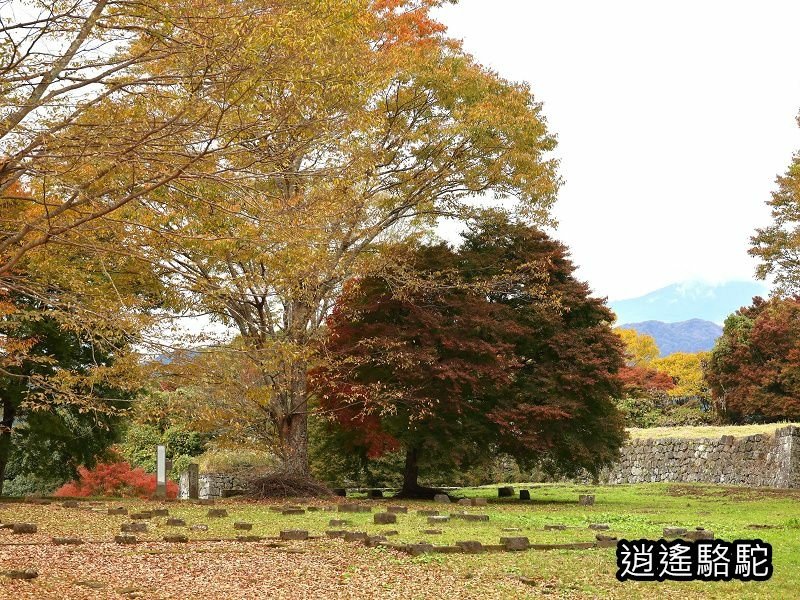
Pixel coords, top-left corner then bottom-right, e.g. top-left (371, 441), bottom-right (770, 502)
top-left (156, 444), bottom-right (167, 498)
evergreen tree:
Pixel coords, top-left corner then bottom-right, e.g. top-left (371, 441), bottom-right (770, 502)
top-left (1, 294), bottom-right (132, 495)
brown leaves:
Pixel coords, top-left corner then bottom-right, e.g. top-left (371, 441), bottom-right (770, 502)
top-left (0, 535), bottom-right (529, 599)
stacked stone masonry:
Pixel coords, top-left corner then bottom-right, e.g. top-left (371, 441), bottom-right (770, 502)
top-left (180, 428), bottom-right (800, 496)
top-left (179, 472), bottom-right (251, 499)
top-left (600, 425), bottom-right (800, 488)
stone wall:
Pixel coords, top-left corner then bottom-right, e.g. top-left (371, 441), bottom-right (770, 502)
top-left (178, 472), bottom-right (251, 499)
top-left (600, 425), bottom-right (800, 488)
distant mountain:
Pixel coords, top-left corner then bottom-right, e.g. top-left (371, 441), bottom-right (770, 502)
top-left (609, 281), bottom-right (768, 325)
top-left (618, 319), bottom-right (723, 356)
top-left (153, 350), bottom-right (199, 365)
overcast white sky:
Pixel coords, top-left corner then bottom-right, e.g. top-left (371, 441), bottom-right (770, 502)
top-left (433, 0), bottom-right (800, 300)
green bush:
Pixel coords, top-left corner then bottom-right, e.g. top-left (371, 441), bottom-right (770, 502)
top-left (198, 447), bottom-right (277, 473)
top-left (3, 473), bottom-right (63, 497)
top-left (615, 394), bottom-right (715, 429)
top-left (169, 454), bottom-right (195, 482)
top-left (120, 423), bottom-right (207, 475)
top-left (309, 413), bottom-right (540, 488)
top-left (453, 455), bottom-right (530, 487)
top-left (310, 445), bottom-right (404, 488)
top-left (163, 426), bottom-right (205, 458)
top-left (120, 424), bottom-right (161, 472)
top-left (666, 399), bottom-right (715, 426)
top-left (615, 396), bottom-right (661, 428)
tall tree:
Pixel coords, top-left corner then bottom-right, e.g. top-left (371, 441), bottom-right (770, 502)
top-left (750, 112), bottom-right (800, 294)
top-left (706, 296), bottom-right (800, 422)
top-left (1, 0), bottom-right (302, 277)
top-left (313, 216), bottom-right (626, 495)
top-left (2, 1), bottom-right (455, 478)
top-left (126, 2), bottom-right (560, 476)
top-left (458, 217), bottom-right (626, 479)
top-left (312, 243), bottom-right (519, 496)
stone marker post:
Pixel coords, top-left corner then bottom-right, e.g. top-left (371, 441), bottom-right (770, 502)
top-left (156, 445), bottom-right (167, 499)
top-left (187, 463), bottom-right (199, 500)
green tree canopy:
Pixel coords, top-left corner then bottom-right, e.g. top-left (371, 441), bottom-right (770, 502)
top-left (0, 293), bottom-right (136, 495)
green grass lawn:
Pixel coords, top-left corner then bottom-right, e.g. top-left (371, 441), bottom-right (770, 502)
top-left (627, 422), bottom-right (799, 440)
top-left (2, 483), bottom-right (798, 598)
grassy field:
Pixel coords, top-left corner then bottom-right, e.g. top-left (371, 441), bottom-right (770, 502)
top-left (627, 422), bottom-right (799, 440)
top-left (1, 483), bottom-right (799, 598)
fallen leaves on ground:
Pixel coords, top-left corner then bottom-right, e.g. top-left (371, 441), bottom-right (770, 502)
top-left (0, 539), bottom-right (536, 599)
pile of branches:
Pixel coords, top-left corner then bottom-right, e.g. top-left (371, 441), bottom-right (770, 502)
top-left (249, 472), bottom-right (333, 499)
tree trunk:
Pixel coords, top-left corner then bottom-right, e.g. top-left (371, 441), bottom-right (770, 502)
top-left (0, 397), bottom-right (16, 497)
top-left (282, 412), bottom-right (309, 476)
top-left (276, 357), bottom-right (310, 476)
top-left (396, 446), bottom-right (442, 499)
top-left (401, 446), bottom-right (420, 493)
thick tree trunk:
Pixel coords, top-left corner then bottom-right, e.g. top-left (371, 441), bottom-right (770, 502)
top-left (276, 357), bottom-right (310, 476)
top-left (402, 446), bottom-right (420, 492)
top-left (0, 398), bottom-right (16, 497)
top-left (282, 412), bottom-right (309, 476)
top-left (396, 446), bottom-right (442, 499)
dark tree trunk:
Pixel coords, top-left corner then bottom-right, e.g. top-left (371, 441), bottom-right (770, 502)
top-left (395, 446), bottom-right (443, 499)
top-left (402, 446), bottom-right (419, 492)
top-left (0, 397), bottom-right (16, 497)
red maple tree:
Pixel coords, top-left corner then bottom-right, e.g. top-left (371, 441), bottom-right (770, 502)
top-left (312, 216), bottom-right (626, 496)
top-left (706, 296), bottom-right (800, 422)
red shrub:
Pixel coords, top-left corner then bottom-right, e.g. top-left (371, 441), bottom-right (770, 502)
top-left (54, 461), bottom-right (178, 499)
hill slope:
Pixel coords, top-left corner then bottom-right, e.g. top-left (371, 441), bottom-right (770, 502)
top-left (618, 319), bottom-right (723, 356)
